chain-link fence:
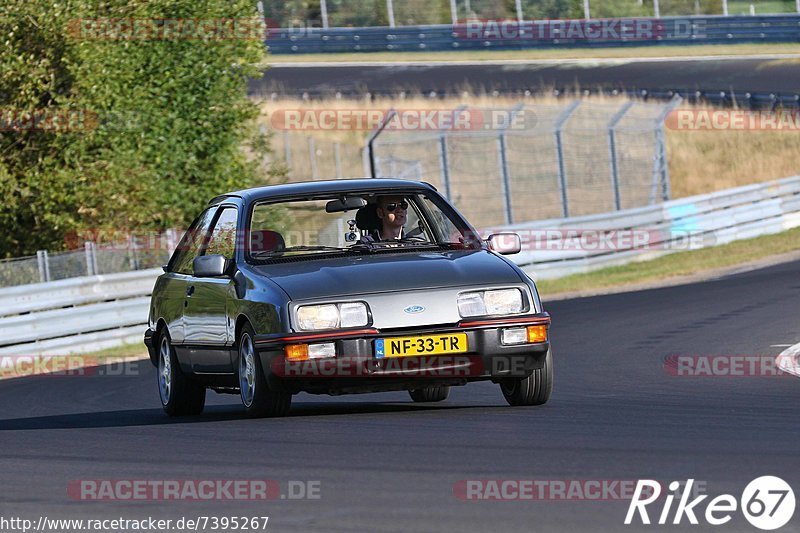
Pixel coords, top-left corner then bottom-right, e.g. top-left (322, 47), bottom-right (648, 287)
top-left (370, 98), bottom-right (680, 227)
top-left (0, 233), bottom-right (177, 288)
top-left (260, 0), bottom-right (800, 28)
top-left (265, 99), bottom-right (679, 228)
top-left (270, 130), bottom-right (369, 182)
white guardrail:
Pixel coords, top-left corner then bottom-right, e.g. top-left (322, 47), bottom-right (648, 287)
top-left (1, 174), bottom-right (799, 356)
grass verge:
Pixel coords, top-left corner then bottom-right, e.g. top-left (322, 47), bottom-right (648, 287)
top-left (536, 226), bottom-right (800, 297)
top-left (85, 342), bottom-right (149, 360)
top-left (266, 43), bottom-right (800, 64)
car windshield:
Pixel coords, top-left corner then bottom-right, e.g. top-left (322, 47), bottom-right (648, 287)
top-left (247, 191), bottom-right (479, 261)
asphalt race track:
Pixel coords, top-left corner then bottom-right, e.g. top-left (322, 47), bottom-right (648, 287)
top-left (1, 259), bottom-right (798, 532)
top-left (251, 57), bottom-right (800, 98)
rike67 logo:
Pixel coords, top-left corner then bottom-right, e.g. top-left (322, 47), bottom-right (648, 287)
top-left (625, 477), bottom-right (795, 530)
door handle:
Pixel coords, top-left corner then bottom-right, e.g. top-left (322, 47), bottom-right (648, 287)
top-left (186, 285), bottom-right (195, 297)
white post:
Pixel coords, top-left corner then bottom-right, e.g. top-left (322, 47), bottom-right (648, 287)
top-left (515, 0), bottom-right (523, 22)
top-left (654, 0), bottom-right (660, 18)
top-left (449, 0), bottom-right (458, 24)
top-left (722, 0), bottom-right (729, 15)
top-left (386, 0), bottom-right (396, 27)
top-left (320, 0), bottom-right (329, 28)
top-left (583, 0), bottom-right (590, 19)
top-left (797, 0), bottom-right (800, 14)
top-left (750, 4), bottom-right (755, 15)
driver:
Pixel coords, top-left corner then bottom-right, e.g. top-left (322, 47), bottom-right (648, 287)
top-left (374, 195), bottom-right (407, 240)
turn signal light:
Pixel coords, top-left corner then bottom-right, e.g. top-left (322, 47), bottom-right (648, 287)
top-left (527, 325), bottom-right (547, 343)
top-left (285, 344), bottom-right (309, 361)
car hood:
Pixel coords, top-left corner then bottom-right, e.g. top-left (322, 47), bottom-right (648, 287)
top-left (252, 249), bottom-right (522, 300)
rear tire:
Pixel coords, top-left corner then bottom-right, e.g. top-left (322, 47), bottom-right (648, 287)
top-left (500, 348), bottom-right (553, 407)
top-left (157, 330), bottom-right (206, 416)
top-left (238, 324), bottom-right (292, 418)
top-left (409, 385), bottom-right (450, 403)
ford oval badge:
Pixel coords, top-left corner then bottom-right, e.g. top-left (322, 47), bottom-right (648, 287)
top-left (404, 305), bottom-right (425, 314)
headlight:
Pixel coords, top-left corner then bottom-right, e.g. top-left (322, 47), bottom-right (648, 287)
top-left (457, 289), bottom-right (523, 317)
top-left (296, 302), bottom-right (369, 331)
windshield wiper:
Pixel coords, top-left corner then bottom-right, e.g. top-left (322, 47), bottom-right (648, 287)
top-left (252, 245), bottom-right (373, 258)
top-left (252, 245), bottom-right (348, 257)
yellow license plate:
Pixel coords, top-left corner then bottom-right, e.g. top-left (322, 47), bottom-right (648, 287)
top-left (375, 333), bottom-right (468, 358)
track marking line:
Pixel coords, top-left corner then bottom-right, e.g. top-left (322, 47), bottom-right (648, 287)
top-left (776, 342), bottom-right (800, 378)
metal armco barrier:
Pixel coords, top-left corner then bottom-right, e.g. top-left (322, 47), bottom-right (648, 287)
top-left (498, 175), bottom-right (800, 280)
top-left (265, 15), bottom-right (800, 54)
top-left (0, 269), bottom-right (160, 356)
top-left (2, 175), bottom-right (800, 354)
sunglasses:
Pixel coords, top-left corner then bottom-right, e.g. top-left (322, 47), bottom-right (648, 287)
top-left (384, 201), bottom-right (408, 212)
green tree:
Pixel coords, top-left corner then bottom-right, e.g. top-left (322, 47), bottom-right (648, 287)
top-left (0, 0), bottom-right (276, 257)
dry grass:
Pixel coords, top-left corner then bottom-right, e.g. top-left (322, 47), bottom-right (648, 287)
top-left (258, 94), bottom-right (800, 203)
top-left (667, 117), bottom-right (800, 197)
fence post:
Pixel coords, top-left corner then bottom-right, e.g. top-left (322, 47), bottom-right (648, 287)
top-left (653, 0), bottom-right (660, 17)
top-left (583, 0), bottom-right (591, 19)
top-left (320, 0), bottom-right (329, 28)
top-left (308, 137), bottom-right (318, 180)
top-left (797, 0), bottom-right (800, 14)
top-left (362, 147), bottom-right (371, 177)
top-left (438, 135), bottom-right (452, 200)
top-left (607, 101), bottom-right (634, 211)
top-left (515, 0), bottom-right (524, 22)
top-left (84, 242), bottom-right (97, 276)
top-left (435, 105), bottom-right (468, 200)
top-left (553, 100), bottom-right (581, 218)
top-left (365, 109), bottom-right (397, 179)
top-left (449, 0), bottom-right (458, 24)
top-left (282, 130), bottom-right (292, 174)
top-left (653, 95), bottom-right (681, 202)
top-left (496, 103), bottom-right (524, 225)
top-left (36, 250), bottom-right (50, 283)
top-left (386, 0), bottom-right (396, 27)
top-left (334, 142), bottom-right (343, 178)
top-left (722, 0), bottom-right (729, 15)
top-left (129, 234), bottom-right (140, 271)
top-left (497, 134), bottom-right (513, 225)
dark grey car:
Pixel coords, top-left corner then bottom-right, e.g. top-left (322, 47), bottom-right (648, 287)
top-left (144, 179), bottom-right (552, 417)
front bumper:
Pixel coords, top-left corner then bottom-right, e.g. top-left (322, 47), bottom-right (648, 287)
top-left (254, 313), bottom-right (551, 393)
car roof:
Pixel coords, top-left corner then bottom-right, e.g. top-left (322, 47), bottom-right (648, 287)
top-left (211, 178), bottom-right (437, 205)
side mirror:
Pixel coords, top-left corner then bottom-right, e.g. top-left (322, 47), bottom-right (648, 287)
top-left (193, 254), bottom-right (228, 278)
top-left (487, 233), bottom-right (521, 255)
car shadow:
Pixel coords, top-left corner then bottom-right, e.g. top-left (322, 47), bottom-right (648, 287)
top-left (0, 402), bottom-right (501, 431)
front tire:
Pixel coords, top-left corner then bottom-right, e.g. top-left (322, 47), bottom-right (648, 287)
top-left (157, 330), bottom-right (205, 416)
top-left (500, 348), bottom-right (553, 407)
top-left (238, 324), bottom-right (291, 418)
top-left (409, 385), bottom-right (450, 403)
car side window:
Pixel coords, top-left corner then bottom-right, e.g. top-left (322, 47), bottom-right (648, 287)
top-left (204, 207), bottom-right (238, 260)
top-left (169, 208), bottom-right (217, 275)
